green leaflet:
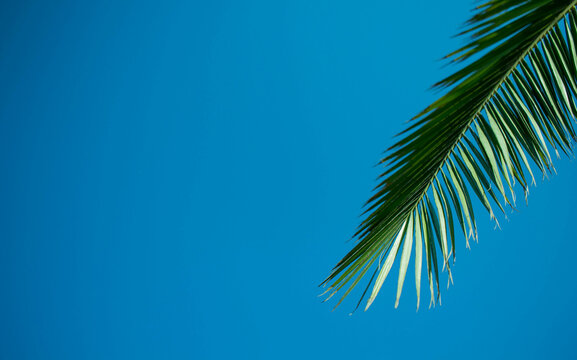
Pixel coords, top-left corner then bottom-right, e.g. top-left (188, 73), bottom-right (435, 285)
top-left (414, 211), bottom-right (423, 310)
top-left (395, 214), bottom-right (414, 308)
top-left (365, 221), bottom-right (407, 310)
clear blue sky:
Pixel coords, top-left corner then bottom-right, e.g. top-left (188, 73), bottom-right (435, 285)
top-left (1, 1), bottom-right (577, 359)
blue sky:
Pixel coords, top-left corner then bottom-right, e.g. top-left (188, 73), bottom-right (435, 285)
top-left (1, 1), bottom-right (577, 359)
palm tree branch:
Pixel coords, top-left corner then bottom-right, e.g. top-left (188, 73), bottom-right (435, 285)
top-left (322, 0), bottom-right (577, 311)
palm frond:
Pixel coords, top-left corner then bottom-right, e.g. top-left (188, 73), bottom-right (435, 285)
top-left (322, 0), bottom-right (577, 311)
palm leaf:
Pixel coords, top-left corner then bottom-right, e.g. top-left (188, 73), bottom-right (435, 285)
top-left (321, 0), bottom-right (577, 311)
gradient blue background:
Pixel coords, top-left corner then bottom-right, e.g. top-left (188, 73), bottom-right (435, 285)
top-left (1, 1), bottom-right (577, 359)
